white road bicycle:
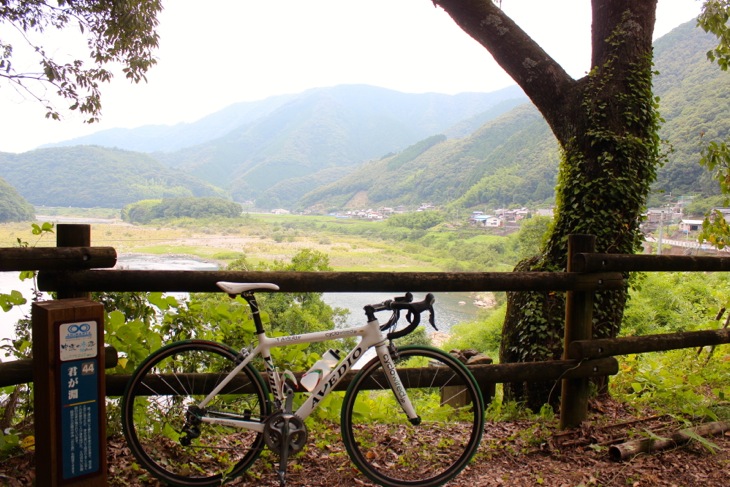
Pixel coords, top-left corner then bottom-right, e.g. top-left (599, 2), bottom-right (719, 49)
top-left (121, 282), bottom-right (484, 487)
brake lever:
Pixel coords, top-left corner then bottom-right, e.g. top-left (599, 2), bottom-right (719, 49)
top-left (428, 306), bottom-right (437, 331)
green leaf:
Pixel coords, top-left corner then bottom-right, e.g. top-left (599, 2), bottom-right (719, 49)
top-left (0, 290), bottom-right (27, 312)
top-left (19, 271), bottom-right (35, 281)
top-left (683, 430), bottom-right (719, 454)
top-left (148, 292), bottom-right (178, 310)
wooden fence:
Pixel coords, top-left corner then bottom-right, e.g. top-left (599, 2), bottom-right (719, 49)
top-left (2, 224), bottom-right (730, 429)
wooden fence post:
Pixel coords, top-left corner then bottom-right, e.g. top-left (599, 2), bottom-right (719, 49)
top-left (33, 298), bottom-right (107, 486)
top-left (560, 234), bottom-right (595, 429)
top-left (56, 224), bottom-right (92, 299)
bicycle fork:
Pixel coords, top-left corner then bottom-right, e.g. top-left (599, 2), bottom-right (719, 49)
top-left (376, 343), bottom-right (422, 426)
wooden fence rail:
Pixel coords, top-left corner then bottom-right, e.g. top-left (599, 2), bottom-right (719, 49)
top-left (0, 247), bottom-right (116, 272)
top-left (0, 346), bottom-right (119, 388)
top-left (569, 328), bottom-right (730, 359)
top-left (572, 253), bottom-right (730, 272)
top-left (36, 269), bottom-right (625, 293)
top-left (101, 356), bottom-right (619, 397)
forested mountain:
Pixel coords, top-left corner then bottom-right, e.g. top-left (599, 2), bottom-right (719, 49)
top-left (300, 106), bottom-right (558, 210)
top-left (29, 85), bottom-right (525, 208)
top-left (153, 85), bottom-right (526, 206)
top-left (0, 177), bottom-right (34, 222)
top-left (0, 146), bottom-right (223, 207)
top-left (651, 20), bottom-right (729, 196)
top-left (300, 19), bottom-right (728, 211)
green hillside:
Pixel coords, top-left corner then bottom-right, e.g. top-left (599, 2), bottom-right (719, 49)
top-left (652, 20), bottom-right (728, 197)
top-left (0, 177), bottom-right (34, 222)
top-left (299, 19), bottom-right (729, 212)
top-left (299, 105), bottom-right (558, 210)
top-left (155, 85), bottom-right (527, 203)
top-left (0, 146), bottom-right (225, 208)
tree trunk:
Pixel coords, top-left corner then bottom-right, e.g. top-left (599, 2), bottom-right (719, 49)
top-left (434, 0), bottom-right (661, 409)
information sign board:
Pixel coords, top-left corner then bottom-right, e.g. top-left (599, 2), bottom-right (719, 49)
top-left (58, 320), bottom-right (100, 480)
top-left (32, 299), bottom-right (106, 486)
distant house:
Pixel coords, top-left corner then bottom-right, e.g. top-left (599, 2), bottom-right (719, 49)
top-left (535, 208), bottom-right (554, 218)
top-left (645, 208), bottom-right (681, 224)
top-left (679, 219), bottom-right (703, 232)
top-left (713, 208), bottom-right (730, 221)
top-left (470, 214), bottom-right (502, 227)
top-left (485, 216), bottom-right (502, 227)
top-left (494, 208), bottom-right (528, 222)
top-left (271, 208), bottom-right (290, 215)
top-left (515, 208), bottom-right (530, 220)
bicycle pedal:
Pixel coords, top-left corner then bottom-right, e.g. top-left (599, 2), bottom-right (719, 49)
top-left (277, 469), bottom-right (287, 486)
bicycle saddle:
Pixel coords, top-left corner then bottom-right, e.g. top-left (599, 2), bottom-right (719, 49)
top-left (216, 281), bottom-right (280, 294)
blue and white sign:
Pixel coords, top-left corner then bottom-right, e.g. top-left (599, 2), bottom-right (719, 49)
top-left (59, 320), bottom-right (100, 479)
top-left (59, 321), bottom-right (98, 361)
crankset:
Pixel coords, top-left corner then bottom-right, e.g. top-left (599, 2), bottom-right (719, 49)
top-left (263, 411), bottom-right (308, 486)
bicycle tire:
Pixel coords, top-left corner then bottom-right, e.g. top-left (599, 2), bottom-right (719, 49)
top-left (341, 345), bottom-right (484, 487)
top-left (121, 340), bottom-right (270, 486)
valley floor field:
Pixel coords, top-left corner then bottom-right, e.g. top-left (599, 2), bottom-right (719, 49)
top-left (1, 216), bottom-right (445, 272)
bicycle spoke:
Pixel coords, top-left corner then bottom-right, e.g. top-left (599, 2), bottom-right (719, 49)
top-left (122, 341), bottom-right (269, 486)
top-left (342, 346), bottom-right (484, 487)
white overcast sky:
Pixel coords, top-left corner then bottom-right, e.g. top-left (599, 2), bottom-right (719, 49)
top-left (0, 0), bottom-right (704, 153)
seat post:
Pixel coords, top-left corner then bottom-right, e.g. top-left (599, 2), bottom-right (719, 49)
top-left (241, 291), bottom-right (266, 334)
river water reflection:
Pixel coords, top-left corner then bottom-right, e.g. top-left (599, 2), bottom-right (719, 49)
top-left (116, 255), bottom-right (484, 331)
top-left (1, 255), bottom-right (486, 350)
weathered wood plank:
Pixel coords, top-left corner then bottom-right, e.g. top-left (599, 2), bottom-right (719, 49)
top-left (103, 357), bottom-right (618, 397)
top-left (0, 247), bottom-right (117, 271)
top-left (573, 253), bottom-right (730, 273)
top-left (37, 269), bottom-right (625, 293)
top-left (569, 329), bottom-right (730, 359)
top-left (0, 346), bottom-right (118, 388)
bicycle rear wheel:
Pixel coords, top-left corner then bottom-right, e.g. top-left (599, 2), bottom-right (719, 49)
top-left (341, 345), bottom-right (484, 487)
top-left (122, 340), bottom-right (269, 486)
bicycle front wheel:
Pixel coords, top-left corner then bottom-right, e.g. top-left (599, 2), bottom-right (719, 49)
top-left (341, 345), bottom-right (484, 487)
top-left (122, 340), bottom-right (270, 486)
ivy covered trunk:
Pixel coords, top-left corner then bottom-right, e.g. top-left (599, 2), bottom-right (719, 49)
top-left (435, 0), bottom-right (662, 410)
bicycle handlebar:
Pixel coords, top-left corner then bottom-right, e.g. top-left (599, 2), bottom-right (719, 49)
top-left (363, 292), bottom-right (437, 340)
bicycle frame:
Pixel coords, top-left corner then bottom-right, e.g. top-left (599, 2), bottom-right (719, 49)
top-left (195, 311), bottom-right (418, 433)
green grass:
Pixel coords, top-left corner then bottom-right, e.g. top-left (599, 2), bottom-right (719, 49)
top-left (5, 208), bottom-right (519, 274)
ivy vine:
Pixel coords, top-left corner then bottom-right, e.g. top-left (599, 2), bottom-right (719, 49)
top-left (501, 12), bottom-right (665, 408)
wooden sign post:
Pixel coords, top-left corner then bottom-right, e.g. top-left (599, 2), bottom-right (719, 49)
top-left (32, 299), bottom-right (106, 486)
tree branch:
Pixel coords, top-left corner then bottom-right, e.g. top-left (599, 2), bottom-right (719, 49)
top-left (0, 0), bottom-right (160, 122)
top-left (433, 0), bottom-right (578, 140)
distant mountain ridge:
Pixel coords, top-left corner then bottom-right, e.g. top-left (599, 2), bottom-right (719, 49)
top-left (158, 85), bottom-right (527, 206)
top-left (38, 84), bottom-right (526, 208)
top-left (300, 19), bottom-right (727, 211)
top-left (41, 92), bottom-right (300, 153)
top-left (300, 104), bottom-right (557, 211)
top-left (45, 85), bottom-right (525, 155)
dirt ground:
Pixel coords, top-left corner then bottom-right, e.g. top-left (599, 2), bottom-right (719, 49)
top-left (3, 398), bottom-right (728, 487)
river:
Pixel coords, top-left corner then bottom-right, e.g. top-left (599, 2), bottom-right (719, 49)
top-left (1, 255), bottom-right (486, 356)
